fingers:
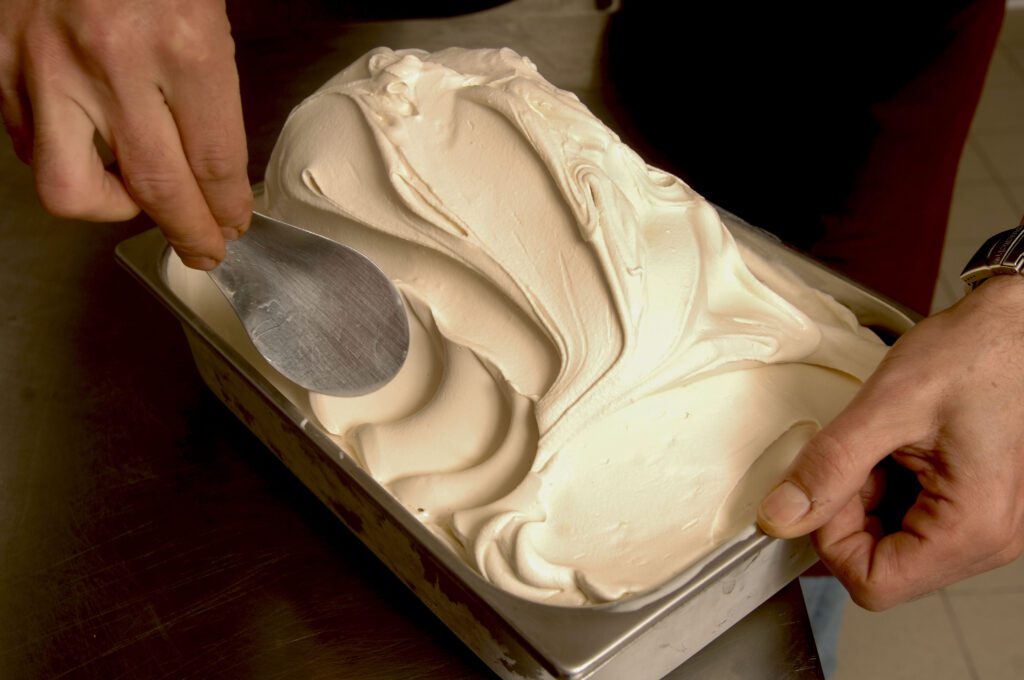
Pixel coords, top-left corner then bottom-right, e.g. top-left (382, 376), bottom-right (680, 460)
top-left (803, 457), bottom-right (931, 611)
top-left (29, 76), bottom-right (230, 269)
top-left (813, 489), bottom-right (1015, 611)
top-left (5, 0), bottom-right (247, 270)
top-left (163, 36), bottom-right (252, 241)
top-left (760, 291), bottom-right (1024, 610)
top-left (113, 88), bottom-right (227, 269)
top-left (757, 379), bottom-right (915, 539)
top-left (810, 437), bottom-right (1021, 610)
top-left (30, 87), bottom-right (139, 222)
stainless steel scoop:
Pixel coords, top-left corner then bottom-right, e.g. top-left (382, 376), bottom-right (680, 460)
top-left (207, 212), bottom-right (409, 396)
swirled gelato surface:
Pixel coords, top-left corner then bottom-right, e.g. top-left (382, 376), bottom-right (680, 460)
top-left (181, 47), bottom-right (888, 605)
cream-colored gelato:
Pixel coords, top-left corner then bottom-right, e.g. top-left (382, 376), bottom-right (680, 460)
top-left (174, 47), bottom-right (887, 605)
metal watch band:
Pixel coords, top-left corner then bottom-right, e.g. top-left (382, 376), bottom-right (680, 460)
top-left (960, 221), bottom-right (1024, 291)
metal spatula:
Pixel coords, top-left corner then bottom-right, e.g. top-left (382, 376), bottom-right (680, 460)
top-left (207, 211), bottom-right (409, 396)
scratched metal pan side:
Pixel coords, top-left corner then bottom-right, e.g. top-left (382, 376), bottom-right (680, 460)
top-left (116, 220), bottom-right (913, 679)
top-left (117, 229), bottom-right (570, 679)
top-left (116, 230), bottom-right (787, 678)
top-left (116, 230), bottom-right (689, 679)
top-left (117, 229), bottom-right (751, 679)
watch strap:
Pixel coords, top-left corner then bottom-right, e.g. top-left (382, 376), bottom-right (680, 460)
top-left (961, 222), bottom-right (1024, 291)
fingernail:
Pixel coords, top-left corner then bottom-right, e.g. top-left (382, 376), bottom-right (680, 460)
top-left (221, 226), bottom-right (240, 241)
top-left (182, 255), bottom-right (220, 271)
top-left (760, 481), bottom-right (811, 527)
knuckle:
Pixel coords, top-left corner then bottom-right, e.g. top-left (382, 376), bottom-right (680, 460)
top-left (70, 13), bottom-right (126, 64)
top-left (122, 166), bottom-right (181, 207)
top-left (158, 6), bottom-right (233, 67)
top-left (844, 582), bottom-right (889, 612)
top-left (160, 220), bottom-right (219, 259)
top-left (869, 354), bottom-right (939, 408)
top-left (187, 147), bottom-right (251, 225)
top-left (847, 569), bottom-right (908, 612)
top-left (821, 551), bottom-right (898, 611)
top-left (191, 147), bottom-right (244, 185)
top-left (67, 2), bottom-right (233, 71)
top-left (213, 191), bottom-right (253, 227)
top-left (35, 168), bottom-right (92, 218)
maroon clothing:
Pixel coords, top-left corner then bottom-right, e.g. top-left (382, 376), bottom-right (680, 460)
top-left (605, 0), bottom-right (1005, 315)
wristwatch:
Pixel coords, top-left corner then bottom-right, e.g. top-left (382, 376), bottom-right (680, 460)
top-left (960, 218), bottom-right (1024, 291)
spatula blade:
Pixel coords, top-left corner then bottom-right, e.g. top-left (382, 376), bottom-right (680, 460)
top-left (208, 212), bottom-right (409, 396)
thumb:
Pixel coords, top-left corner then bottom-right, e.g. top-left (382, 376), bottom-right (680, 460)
top-left (757, 390), bottom-right (909, 539)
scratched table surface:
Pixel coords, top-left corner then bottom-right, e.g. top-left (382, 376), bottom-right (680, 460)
top-left (0, 3), bottom-right (822, 678)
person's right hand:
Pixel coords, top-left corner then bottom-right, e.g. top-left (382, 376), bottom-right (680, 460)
top-left (0, 0), bottom-right (252, 270)
top-left (758, 274), bottom-right (1024, 610)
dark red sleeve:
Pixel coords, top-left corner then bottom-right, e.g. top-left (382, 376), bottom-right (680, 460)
top-left (605, 0), bottom-right (1005, 315)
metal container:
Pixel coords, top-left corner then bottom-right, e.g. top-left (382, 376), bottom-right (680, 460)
top-left (115, 212), bottom-right (916, 680)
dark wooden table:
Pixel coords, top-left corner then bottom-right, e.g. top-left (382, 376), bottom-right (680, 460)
top-left (0, 5), bottom-right (822, 678)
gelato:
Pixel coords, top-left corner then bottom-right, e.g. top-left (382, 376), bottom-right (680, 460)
top-left (180, 47), bottom-right (888, 605)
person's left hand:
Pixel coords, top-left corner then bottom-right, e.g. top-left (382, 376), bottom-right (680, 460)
top-left (757, 275), bottom-right (1024, 611)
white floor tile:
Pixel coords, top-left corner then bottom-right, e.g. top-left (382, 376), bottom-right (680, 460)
top-left (834, 594), bottom-right (973, 680)
top-left (974, 131), bottom-right (1024, 181)
top-left (985, 45), bottom-right (1024, 88)
top-left (1007, 42), bottom-right (1024, 75)
top-left (955, 140), bottom-right (992, 183)
top-left (947, 591), bottom-right (1024, 680)
top-left (1003, 9), bottom-right (1024, 46)
top-left (1005, 180), bottom-right (1024, 213)
top-left (938, 239), bottom-right (977, 281)
top-left (945, 182), bottom-right (1021, 245)
top-left (971, 85), bottom-right (1024, 134)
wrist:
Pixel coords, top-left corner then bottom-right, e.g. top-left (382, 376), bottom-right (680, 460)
top-left (962, 274), bottom-right (1024, 329)
top-left (970, 273), bottom-right (1024, 317)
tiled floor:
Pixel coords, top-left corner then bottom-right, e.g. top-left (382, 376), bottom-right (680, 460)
top-left (835, 10), bottom-right (1024, 680)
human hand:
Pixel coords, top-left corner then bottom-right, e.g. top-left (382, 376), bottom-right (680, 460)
top-left (0, 0), bottom-right (251, 269)
top-left (758, 275), bottom-right (1024, 610)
